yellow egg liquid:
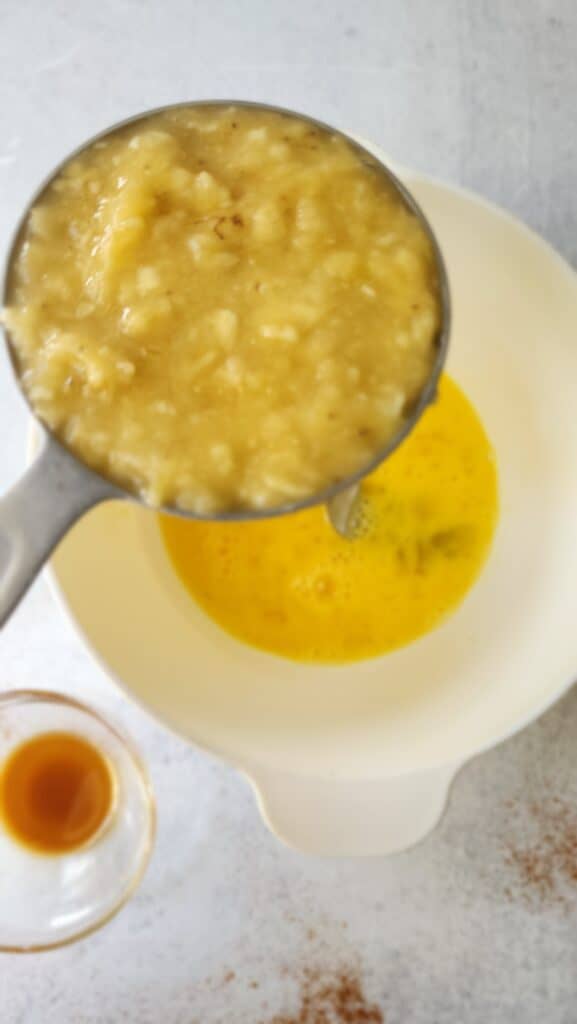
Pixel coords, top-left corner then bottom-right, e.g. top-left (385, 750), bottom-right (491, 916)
top-left (160, 376), bottom-right (498, 663)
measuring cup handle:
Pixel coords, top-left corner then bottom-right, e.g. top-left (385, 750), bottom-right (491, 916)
top-left (0, 431), bottom-right (115, 628)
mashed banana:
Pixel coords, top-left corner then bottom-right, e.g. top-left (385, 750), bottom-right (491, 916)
top-left (3, 105), bottom-right (441, 513)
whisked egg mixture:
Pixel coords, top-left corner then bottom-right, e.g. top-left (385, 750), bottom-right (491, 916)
top-left (160, 376), bottom-right (498, 663)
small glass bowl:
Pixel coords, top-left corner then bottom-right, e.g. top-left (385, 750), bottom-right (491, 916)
top-left (0, 690), bottom-right (155, 952)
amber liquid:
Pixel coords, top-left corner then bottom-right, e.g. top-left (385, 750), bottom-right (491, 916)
top-left (0, 732), bottom-right (114, 854)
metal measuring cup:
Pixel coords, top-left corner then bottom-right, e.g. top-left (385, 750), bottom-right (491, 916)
top-left (0, 101), bottom-right (450, 630)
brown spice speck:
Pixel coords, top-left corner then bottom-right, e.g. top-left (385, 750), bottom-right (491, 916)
top-left (504, 795), bottom-right (577, 909)
top-left (213, 216), bottom-right (227, 240)
top-left (267, 967), bottom-right (383, 1024)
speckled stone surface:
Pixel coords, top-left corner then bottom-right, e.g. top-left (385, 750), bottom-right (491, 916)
top-left (0, 2), bottom-right (576, 1021)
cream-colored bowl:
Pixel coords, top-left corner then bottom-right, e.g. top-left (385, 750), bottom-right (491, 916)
top-left (45, 154), bottom-right (577, 856)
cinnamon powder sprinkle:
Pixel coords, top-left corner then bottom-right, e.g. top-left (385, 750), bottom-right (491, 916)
top-left (504, 795), bottom-right (577, 908)
top-left (268, 966), bottom-right (384, 1024)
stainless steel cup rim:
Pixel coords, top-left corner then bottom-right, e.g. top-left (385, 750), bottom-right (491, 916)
top-left (1, 99), bottom-right (450, 524)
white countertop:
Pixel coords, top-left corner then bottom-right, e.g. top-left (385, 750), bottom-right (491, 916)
top-left (1, 2), bottom-right (577, 1021)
